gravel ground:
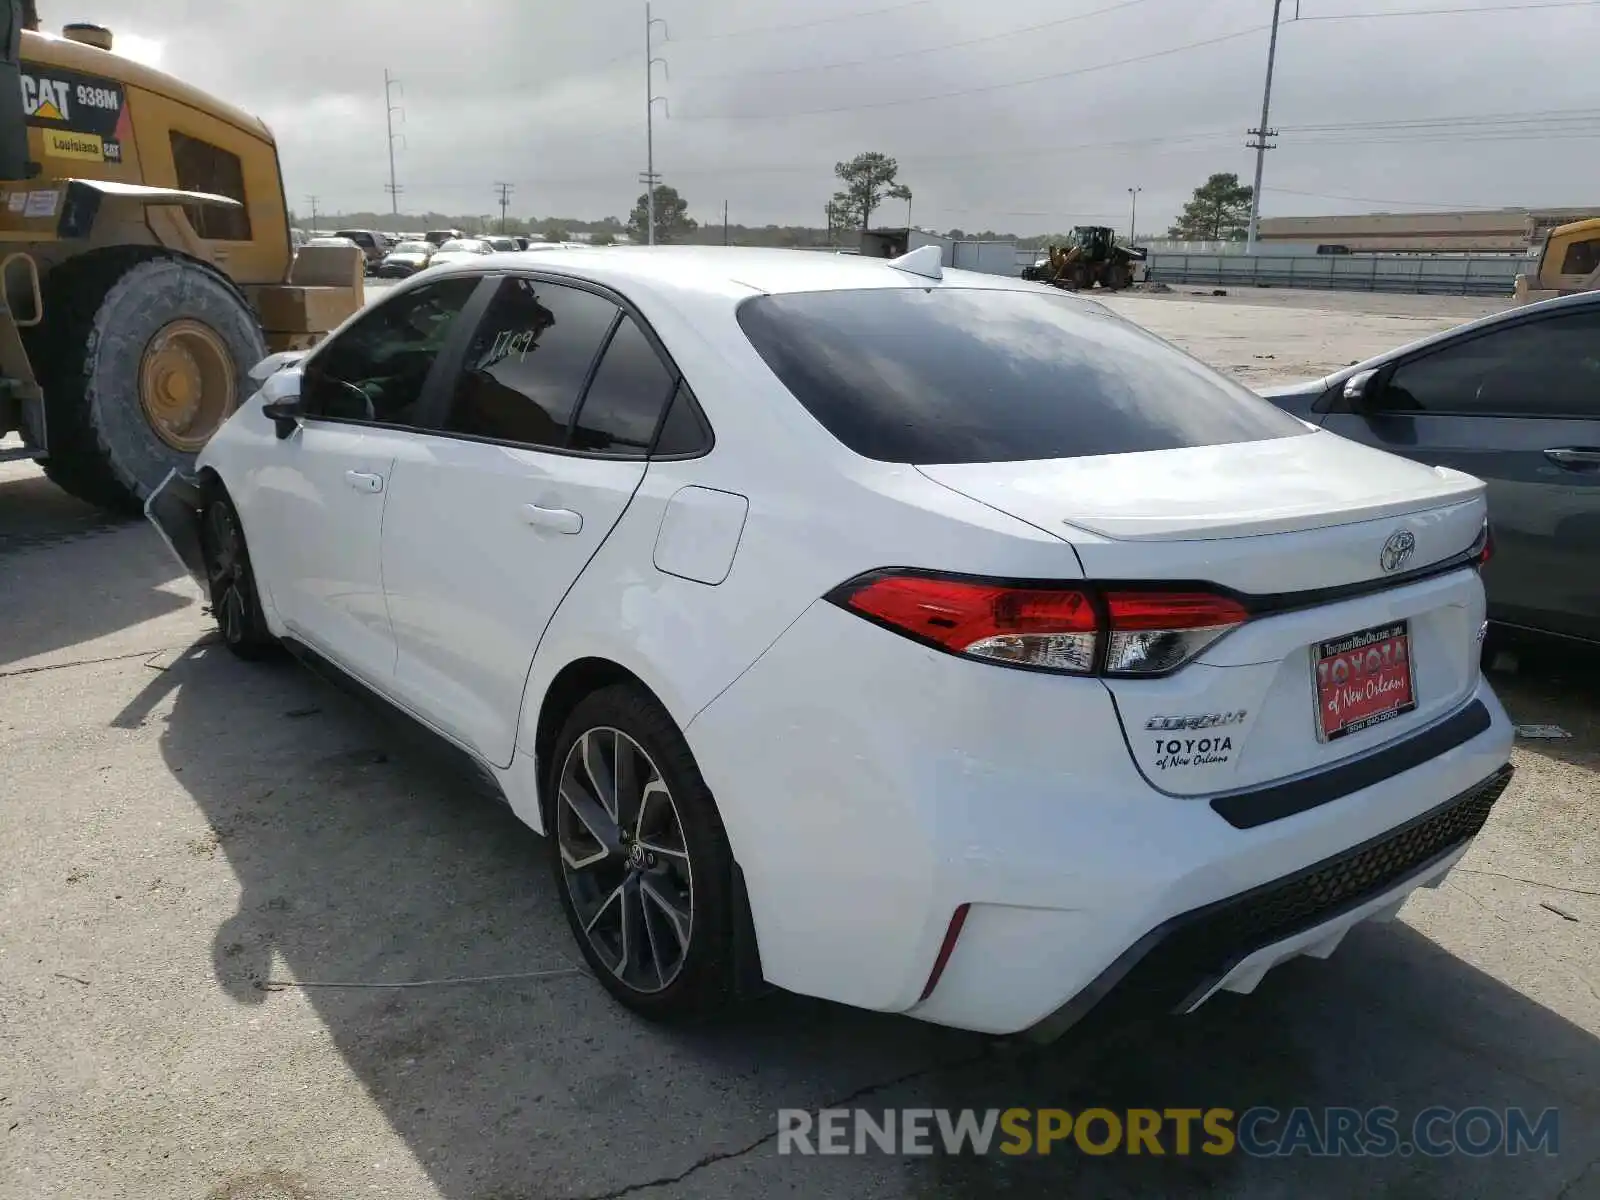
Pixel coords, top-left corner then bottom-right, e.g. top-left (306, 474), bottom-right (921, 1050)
top-left (1, 285), bottom-right (1594, 1200)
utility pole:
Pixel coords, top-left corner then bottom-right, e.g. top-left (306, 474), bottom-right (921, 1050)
top-left (384, 69), bottom-right (405, 216)
top-left (723, 199), bottom-right (728, 245)
top-left (494, 182), bottom-right (515, 233)
top-left (304, 194), bottom-right (318, 232)
top-left (1245, 0), bottom-right (1283, 253)
top-left (644, 2), bottom-right (668, 245)
top-left (1127, 186), bottom-right (1142, 244)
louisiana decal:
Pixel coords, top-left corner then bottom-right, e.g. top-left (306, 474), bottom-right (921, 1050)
top-left (19, 64), bottom-right (129, 163)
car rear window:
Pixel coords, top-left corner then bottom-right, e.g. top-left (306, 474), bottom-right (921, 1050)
top-left (736, 288), bottom-right (1309, 464)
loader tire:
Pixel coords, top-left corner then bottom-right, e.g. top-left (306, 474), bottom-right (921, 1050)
top-left (26, 250), bottom-right (266, 515)
top-left (1106, 262), bottom-right (1134, 291)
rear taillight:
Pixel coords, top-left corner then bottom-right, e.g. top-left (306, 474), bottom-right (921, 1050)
top-left (1102, 591), bottom-right (1250, 674)
top-left (835, 573), bottom-right (1098, 673)
top-left (1472, 519), bottom-right (1493, 567)
top-left (827, 570), bottom-right (1248, 677)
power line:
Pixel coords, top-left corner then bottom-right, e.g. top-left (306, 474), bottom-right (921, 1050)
top-left (675, 25), bottom-right (1269, 119)
top-left (1295, 0), bottom-right (1598, 21)
top-left (682, 0), bottom-right (1164, 81)
top-left (669, 0), bottom-right (934, 44)
top-left (1286, 129), bottom-right (1600, 144)
top-left (1278, 105), bottom-right (1600, 132)
top-left (1263, 185), bottom-right (1493, 208)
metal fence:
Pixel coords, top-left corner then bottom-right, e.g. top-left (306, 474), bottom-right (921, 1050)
top-left (1144, 252), bottom-right (1525, 296)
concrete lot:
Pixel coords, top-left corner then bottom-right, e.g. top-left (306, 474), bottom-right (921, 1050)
top-left (1, 288), bottom-right (1595, 1200)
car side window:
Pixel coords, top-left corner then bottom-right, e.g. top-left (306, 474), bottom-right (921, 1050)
top-left (445, 277), bottom-right (620, 448)
top-left (1377, 310), bottom-right (1600, 419)
top-left (652, 381), bottom-right (713, 457)
top-left (569, 315), bottom-right (677, 455)
top-left (301, 277), bottom-right (480, 427)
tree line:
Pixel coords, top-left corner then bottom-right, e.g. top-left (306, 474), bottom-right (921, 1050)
top-left (296, 167), bottom-right (1259, 249)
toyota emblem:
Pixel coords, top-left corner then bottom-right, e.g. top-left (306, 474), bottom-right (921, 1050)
top-left (1380, 530), bottom-right (1416, 573)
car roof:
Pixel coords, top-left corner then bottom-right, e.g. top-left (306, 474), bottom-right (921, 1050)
top-left (411, 244), bottom-right (1069, 305)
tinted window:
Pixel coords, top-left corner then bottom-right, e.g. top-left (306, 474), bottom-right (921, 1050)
top-left (653, 382), bottom-right (713, 457)
top-left (446, 278), bottom-right (619, 447)
top-left (1380, 310), bottom-right (1600, 419)
top-left (736, 289), bottom-right (1307, 464)
top-left (302, 277), bottom-right (480, 426)
top-left (1560, 238), bottom-right (1600, 277)
top-left (570, 316), bottom-right (676, 454)
top-left (170, 131), bottom-right (250, 241)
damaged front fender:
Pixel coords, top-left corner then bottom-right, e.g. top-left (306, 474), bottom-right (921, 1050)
top-left (144, 468), bottom-right (208, 594)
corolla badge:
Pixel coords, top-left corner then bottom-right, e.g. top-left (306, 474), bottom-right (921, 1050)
top-left (1380, 530), bottom-right (1416, 574)
top-left (1145, 711), bottom-right (1247, 731)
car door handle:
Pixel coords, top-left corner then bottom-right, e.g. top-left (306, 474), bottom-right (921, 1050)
top-left (344, 470), bottom-right (385, 493)
top-left (521, 504), bottom-right (582, 534)
top-left (1543, 447), bottom-right (1600, 469)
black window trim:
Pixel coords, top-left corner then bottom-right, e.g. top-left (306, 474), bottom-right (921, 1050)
top-left (298, 272), bottom-right (499, 434)
top-left (1318, 300), bottom-right (1600, 420)
top-left (408, 268), bottom-right (715, 461)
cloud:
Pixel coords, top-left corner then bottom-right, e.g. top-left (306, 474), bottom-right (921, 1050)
top-left (63, 0), bottom-right (1600, 232)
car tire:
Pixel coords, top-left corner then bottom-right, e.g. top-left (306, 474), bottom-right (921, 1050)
top-left (548, 683), bottom-right (737, 1020)
top-left (198, 484), bottom-right (281, 661)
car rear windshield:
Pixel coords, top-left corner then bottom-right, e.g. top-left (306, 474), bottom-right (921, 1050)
top-left (736, 288), bottom-right (1309, 464)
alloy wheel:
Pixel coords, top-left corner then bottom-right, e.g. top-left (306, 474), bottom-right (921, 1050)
top-left (203, 500), bottom-right (250, 645)
top-left (556, 727), bottom-right (694, 993)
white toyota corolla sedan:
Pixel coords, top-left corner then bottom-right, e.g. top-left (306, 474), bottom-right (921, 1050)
top-left (148, 245), bottom-right (1514, 1038)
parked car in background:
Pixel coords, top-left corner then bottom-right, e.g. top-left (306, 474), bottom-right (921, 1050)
top-left (513, 235), bottom-right (532, 250)
top-left (147, 247), bottom-right (1511, 1039)
top-left (483, 235), bottom-right (520, 252)
top-left (333, 229), bottom-right (390, 274)
top-left (427, 238), bottom-right (495, 267)
top-left (425, 229), bottom-right (465, 247)
top-left (377, 239), bottom-right (437, 278)
top-left (1260, 290), bottom-right (1600, 645)
top-left (303, 236), bottom-right (361, 251)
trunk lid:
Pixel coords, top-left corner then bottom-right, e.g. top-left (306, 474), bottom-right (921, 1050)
top-left (919, 433), bottom-right (1490, 797)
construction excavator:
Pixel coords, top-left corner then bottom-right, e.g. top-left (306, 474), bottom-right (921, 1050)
top-left (0, 0), bottom-right (363, 513)
top-left (1022, 226), bottom-right (1144, 292)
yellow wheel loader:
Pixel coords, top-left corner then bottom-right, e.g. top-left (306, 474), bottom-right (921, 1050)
top-left (1513, 217), bottom-right (1600, 305)
top-left (0, 2), bottom-right (363, 513)
top-left (1020, 227), bottom-right (1142, 292)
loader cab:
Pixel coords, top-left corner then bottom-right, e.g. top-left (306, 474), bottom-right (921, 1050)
top-left (0, 0), bottom-right (37, 181)
top-left (1515, 217), bottom-right (1600, 304)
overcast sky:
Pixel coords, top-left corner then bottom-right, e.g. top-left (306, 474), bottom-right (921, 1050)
top-left (64, 0), bottom-right (1600, 233)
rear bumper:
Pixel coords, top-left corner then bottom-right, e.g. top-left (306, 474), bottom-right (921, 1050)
top-left (688, 600), bottom-right (1516, 1036)
top-left (1024, 763), bottom-right (1513, 1041)
top-left (144, 469), bottom-right (208, 594)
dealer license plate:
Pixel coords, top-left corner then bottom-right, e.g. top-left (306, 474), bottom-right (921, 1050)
top-left (1312, 620), bottom-right (1416, 742)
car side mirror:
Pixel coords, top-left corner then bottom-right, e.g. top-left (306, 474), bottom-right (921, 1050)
top-left (1342, 367), bottom-right (1381, 413)
top-left (261, 396), bottom-right (303, 439)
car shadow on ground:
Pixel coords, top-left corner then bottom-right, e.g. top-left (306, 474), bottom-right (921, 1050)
top-left (129, 639), bottom-right (1599, 1200)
